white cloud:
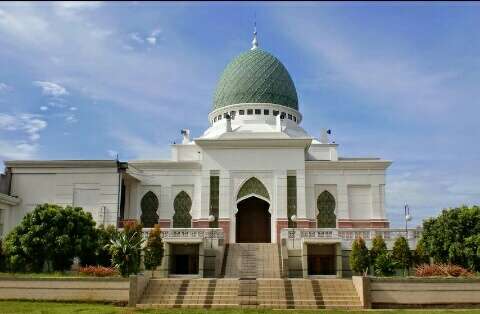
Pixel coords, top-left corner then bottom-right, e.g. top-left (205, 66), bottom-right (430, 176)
top-left (146, 36), bottom-right (156, 45)
top-left (0, 113), bottom-right (47, 142)
top-left (0, 82), bottom-right (12, 92)
top-left (0, 140), bottom-right (38, 160)
top-left (33, 81), bottom-right (69, 97)
top-left (69, 106), bottom-right (77, 111)
top-left (55, 1), bottom-right (103, 9)
top-left (65, 114), bottom-right (77, 123)
top-left (40, 106), bottom-right (48, 111)
top-left (107, 149), bottom-right (118, 159)
top-left (113, 131), bottom-right (170, 160)
top-left (130, 32), bottom-right (144, 44)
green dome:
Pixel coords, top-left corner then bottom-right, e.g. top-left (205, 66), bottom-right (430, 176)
top-left (212, 48), bottom-right (298, 111)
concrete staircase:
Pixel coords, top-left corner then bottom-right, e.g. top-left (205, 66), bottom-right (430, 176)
top-left (223, 243), bottom-right (282, 278)
top-left (137, 278), bottom-right (362, 309)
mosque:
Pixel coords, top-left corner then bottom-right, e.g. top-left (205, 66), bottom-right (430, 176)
top-left (0, 30), bottom-right (409, 278)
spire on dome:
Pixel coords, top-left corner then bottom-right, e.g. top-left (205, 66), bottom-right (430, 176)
top-left (251, 20), bottom-right (258, 50)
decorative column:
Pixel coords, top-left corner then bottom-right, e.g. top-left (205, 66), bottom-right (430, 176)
top-left (296, 170), bottom-right (310, 228)
top-left (193, 170), bottom-right (210, 228)
top-left (219, 170), bottom-right (231, 243)
top-left (275, 170), bottom-right (288, 243)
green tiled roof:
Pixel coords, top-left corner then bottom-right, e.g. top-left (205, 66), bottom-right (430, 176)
top-left (212, 49), bottom-right (298, 111)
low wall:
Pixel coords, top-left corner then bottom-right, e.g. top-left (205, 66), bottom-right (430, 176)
top-left (129, 271), bottom-right (152, 306)
top-left (0, 277), bottom-right (129, 303)
top-left (370, 277), bottom-right (480, 308)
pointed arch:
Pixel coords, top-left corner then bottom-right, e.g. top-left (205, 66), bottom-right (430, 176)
top-left (140, 191), bottom-right (159, 228)
top-left (173, 191), bottom-right (192, 228)
top-left (236, 177), bottom-right (269, 201)
top-left (317, 190), bottom-right (336, 228)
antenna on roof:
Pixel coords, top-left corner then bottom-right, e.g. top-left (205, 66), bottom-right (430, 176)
top-left (251, 14), bottom-right (258, 50)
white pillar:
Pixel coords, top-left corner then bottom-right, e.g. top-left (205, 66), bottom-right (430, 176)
top-left (296, 169), bottom-right (307, 219)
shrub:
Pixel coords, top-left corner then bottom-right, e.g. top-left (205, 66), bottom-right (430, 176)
top-left (3, 204), bottom-right (98, 272)
top-left (79, 265), bottom-right (118, 277)
top-left (95, 224), bottom-right (119, 267)
top-left (374, 252), bottom-right (396, 277)
top-left (0, 239), bottom-right (5, 272)
top-left (392, 236), bottom-right (412, 276)
top-left (108, 226), bottom-right (144, 277)
top-left (350, 237), bottom-right (370, 275)
top-left (144, 226), bottom-right (164, 270)
top-left (370, 234), bottom-right (387, 266)
top-left (421, 205), bottom-right (480, 270)
top-left (415, 263), bottom-right (474, 277)
top-left (413, 238), bottom-right (430, 266)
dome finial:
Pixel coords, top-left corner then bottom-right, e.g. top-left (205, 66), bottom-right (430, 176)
top-left (251, 18), bottom-right (258, 50)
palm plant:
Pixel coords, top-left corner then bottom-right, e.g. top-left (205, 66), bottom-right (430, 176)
top-left (107, 231), bottom-right (144, 277)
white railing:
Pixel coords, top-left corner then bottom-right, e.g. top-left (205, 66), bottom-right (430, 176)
top-left (141, 228), bottom-right (224, 241)
top-left (281, 228), bottom-right (420, 249)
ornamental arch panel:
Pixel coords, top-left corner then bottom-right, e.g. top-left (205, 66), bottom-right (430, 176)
top-left (173, 191), bottom-right (192, 228)
top-left (140, 191), bottom-right (159, 228)
top-left (236, 177), bottom-right (269, 201)
top-left (316, 190), bottom-right (336, 228)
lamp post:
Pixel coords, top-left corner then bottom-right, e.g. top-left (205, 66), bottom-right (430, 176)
top-left (404, 202), bottom-right (412, 238)
top-left (208, 215), bottom-right (216, 248)
top-left (291, 214), bottom-right (297, 249)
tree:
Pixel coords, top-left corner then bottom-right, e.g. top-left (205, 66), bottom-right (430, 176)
top-left (0, 239), bottom-right (5, 272)
top-left (3, 204), bottom-right (98, 272)
top-left (95, 224), bottom-right (119, 267)
top-left (392, 236), bottom-right (411, 276)
top-left (421, 205), bottom-right (480, 270)
top-left (464, 234), bottom-right (480, 271)
top-left (144, 226), bottom-right (164, 270)
top-left (350, 237), bottom-right (370, 275)
top-left (370, 235), bottom-right (387, 264)
top-left (413, 238), bottom-right (430, 266)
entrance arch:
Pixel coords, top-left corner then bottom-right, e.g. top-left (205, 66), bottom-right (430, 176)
top-left (236, 196), bottom-right (271, 243)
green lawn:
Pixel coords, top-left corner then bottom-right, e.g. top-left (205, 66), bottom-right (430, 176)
top-left (2, 302), bottom-right (480, 314)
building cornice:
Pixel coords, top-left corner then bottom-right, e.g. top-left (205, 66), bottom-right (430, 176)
top-left (128, 160), bottom-right (201, 170)
top-left (195, 138), bottom-right (312, 149)
top-left (0, 193), bottom-right (20, 206)
top-left (305, 160), bottom-right (392, 170)
top-left (4, 160), bottom-right (118, 168)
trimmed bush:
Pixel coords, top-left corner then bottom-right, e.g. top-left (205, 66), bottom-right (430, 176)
top-left (370, 235), bottom-right (387, 266)
top-left (374, 252), bottom-right (396, 277)
top-left (350, 237), bottom-right (370, 275)
top-left (392, 236), bottom-right (412, 276)
top-left (144, 226), bottom-right (164, 270)
top-left (3, 204), bottom-right (98, 272)
top-left (0, 239), bottom-right (5, 272)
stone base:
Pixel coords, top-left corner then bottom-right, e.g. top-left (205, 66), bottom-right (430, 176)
top-left (338, 219), bottom-right (390, 228)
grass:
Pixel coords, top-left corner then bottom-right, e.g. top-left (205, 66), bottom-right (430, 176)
top-left (2, 302), bottom-right (480, 314)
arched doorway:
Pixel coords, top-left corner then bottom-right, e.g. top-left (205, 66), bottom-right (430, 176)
top-left (236, 196), bottom-right (271, 243)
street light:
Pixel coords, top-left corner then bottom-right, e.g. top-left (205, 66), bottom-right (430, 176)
top-left (291, 215), bottom-right (297, 248)
top-left (208, 215), bottom-right (216, 248)
top-left (404, 202), bottom-right (412, 238)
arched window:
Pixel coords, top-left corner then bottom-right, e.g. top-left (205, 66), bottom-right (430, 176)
top-left (173, 191), bottom-right (192, 228)
top-left (140, 191), bottom-right (159, 228)
top-left (317, 191), bottom-right (336, 228)
top-left (237, 177), bottom-right (269, 201)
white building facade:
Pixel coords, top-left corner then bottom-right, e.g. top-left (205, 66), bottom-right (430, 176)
top-left (0, 37), bottom-right (411, 277)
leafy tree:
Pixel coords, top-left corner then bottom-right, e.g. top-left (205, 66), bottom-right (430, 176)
top-left (413, 238), bottom-right (430, 266)
top-left (3, 204), bottom-right (98, 272)
top-left (144, 226), bottom-right (164, 270)
top-left (95, 224), bottom-right (119, 267)
top-left (350, 237), bottom-right (370, 275)
top-left (374, 252), bottom-right (396, 277)
top-left (392, 236), bottom-right (411, 276)
top-left (464, 234), bottom-right (480, 271)
top-left (108, 228), bottom-right (145, 277)
top-left (370, 235), bottom-right (387, 264)
top-left (421, 205), bottom-right (480, 270)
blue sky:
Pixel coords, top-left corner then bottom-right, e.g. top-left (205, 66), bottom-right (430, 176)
top-left (0, 2), bottom-right (479, 227)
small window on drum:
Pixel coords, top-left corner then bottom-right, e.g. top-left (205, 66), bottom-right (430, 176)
top-left (255, 109), bottom-right (261, 115)
top-left (218, 115), bottom-right (222, 120)
top-left (273, 110), bottom-right (279, 116)
top-left (288, 114), bottom-right (292, 120)
top-left (214, 117), bottom-right (217, 122)
top-left (264, 109), bottom-right (269, 115)
top-left (281, 112), bottom-right (286, 118)
top-left (230, 111), bottom-right (236, 119)
top-left (247, 109), bottom-right (253, 115)
top-left (293, 116), bottom-right (297, 122)
top-left (239, 110), bottom-right (245, 115)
